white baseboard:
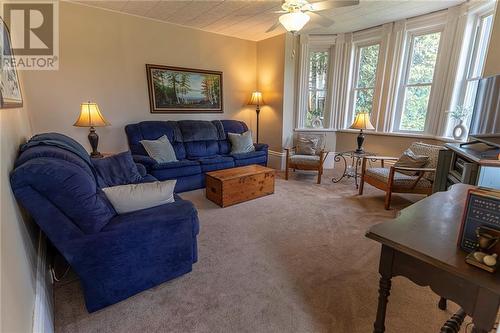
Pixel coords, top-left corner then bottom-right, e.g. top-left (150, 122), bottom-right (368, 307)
top-left (268, 150), bottom-right (286, 170)
top-left (33, 233), bottom-right (54, 333)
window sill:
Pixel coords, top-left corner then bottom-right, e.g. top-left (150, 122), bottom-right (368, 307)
top-left (295, 128), bottom-right (465, 143)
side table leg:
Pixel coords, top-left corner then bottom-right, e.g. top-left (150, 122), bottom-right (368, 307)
top-left (374, 275), bottom-right (392, 333)
top-left (438, 297), bottom-right (447, 310)
top-left (440, 308), bottom-right (466, 333)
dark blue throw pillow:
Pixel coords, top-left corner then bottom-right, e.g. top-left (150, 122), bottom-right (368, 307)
top-left (92, 151), bottom-right (142, 187)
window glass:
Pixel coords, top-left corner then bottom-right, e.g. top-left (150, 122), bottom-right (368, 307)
top-left (357, 44), bottom-right (380, 88)
top-left (397, 31), bottom-right (441, 132)
top-left (470, 15), bottom-right (493, 78)
top-left (306, 50), bottom-right (329, 128)
top-left (407, 32), bottom-right (441, 84)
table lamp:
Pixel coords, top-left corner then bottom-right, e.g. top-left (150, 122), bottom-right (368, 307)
top-left (350, 112), bottom-right (374, 153)
top-left (73, 102), bottom-right (110, 158)
top-left (248, 91), bottom-right (265, 143)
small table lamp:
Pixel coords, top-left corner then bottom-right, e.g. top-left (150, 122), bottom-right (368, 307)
top-left (350, 112), bottom-right (375, 153)
top-left (248, 91), bottom-right (265, 143)
top-left (73, 102), bottom-right (110, 158)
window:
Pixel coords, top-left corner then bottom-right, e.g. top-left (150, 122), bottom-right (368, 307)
top-left (350, 43), bottom-right (380, 123)
top-left (306, 50), bottom-right (329, 128)
top-left (396, 31), bottom-right (442, 132)
top-left (455, 14), bottom-right (494, 131)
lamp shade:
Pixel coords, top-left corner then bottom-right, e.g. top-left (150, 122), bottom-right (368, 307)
top-left (350, 112), bottom-right (375, 130)
top-left (279, 12), bottom-right (310, 33)
top-left (73, 102), bottom-right (110, 127)
top-left (248, 91), bottom-right (264, 106)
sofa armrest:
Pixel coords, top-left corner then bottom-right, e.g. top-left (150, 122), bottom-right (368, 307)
top-left (132, 154), bottom-right (156, 168)
top-left (254, 143), bottom-right (269, 152)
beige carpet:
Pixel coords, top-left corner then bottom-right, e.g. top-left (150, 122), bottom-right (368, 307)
top-left (54, 170), bottom-right (469, 333)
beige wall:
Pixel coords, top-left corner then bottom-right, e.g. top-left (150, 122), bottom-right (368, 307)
top-left (23, 2), bottom-right (258, 153)
top-left (0, 73), bottom-right (39, 332)
top-left (484, 1), bottom-right (500, 77)
top-left (256, 34), bottom-right (286, 153)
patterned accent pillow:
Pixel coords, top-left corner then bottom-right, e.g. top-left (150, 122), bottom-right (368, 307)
top-left (296, 135), bottom-right (319, 155)
top-left (140, 135), bottom-right (178, 164)
top-left (228, 131), bottom-right (255, 154)
top-left (394, 149), bottom-right (429, 176)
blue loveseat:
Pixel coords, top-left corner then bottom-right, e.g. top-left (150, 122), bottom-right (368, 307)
top-left (125, 120), bottom-right (269, 192)
top-left (10, 133), bottom-right (199, 312)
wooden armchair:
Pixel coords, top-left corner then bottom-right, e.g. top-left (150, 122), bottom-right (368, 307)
top-left (285, 134), bottom-right (328, 184)
top-left (358, 142), bottom-right (442, 209)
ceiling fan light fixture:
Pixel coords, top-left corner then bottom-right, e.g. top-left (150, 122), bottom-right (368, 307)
top-left (278, 11), bottom-right (310, 33)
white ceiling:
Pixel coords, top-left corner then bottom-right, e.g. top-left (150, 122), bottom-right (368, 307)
top-left (75, 0), bottom-right (467, 41)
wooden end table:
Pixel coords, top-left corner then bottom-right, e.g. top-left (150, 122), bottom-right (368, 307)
top-left (366, 184), bottom-right (500, 333)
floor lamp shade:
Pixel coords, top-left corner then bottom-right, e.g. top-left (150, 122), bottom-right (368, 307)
top-left (73, 102), bottom-right (110, 158)
top-left (350, 112), bottom-right (374, 153)
top-left (248, 92), bottom-right (265, 143)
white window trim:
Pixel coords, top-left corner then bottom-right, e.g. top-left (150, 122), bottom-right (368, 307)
top-left (296, 35), bottom-right (336, 129)
top-left (346, 41), bottom-right (382, 129)
top-left (393, 26), bottom-right (445, 134)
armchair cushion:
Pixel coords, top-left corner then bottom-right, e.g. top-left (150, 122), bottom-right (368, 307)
top-left (394, 149), bottom-right (429, 176)
top-left (365, 167), bottom-right (432, 189)
top-left (296, 135), bottom-right (320, 155)
top-left (407, 142), bottom-right (442, 181)
top-left (290, 154), bottom-right (321, 166)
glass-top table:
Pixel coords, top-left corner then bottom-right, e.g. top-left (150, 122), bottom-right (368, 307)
top-left (331, 150), bottom-right (377, 189)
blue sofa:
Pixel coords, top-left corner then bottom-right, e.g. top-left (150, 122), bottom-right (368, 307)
top-left (10, 133), bottom-right (199, 312)
top-left (125, 120), bottom-right (269, 192)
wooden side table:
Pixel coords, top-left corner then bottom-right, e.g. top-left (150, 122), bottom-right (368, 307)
top-left (366, 184), bottom-right (500, 333)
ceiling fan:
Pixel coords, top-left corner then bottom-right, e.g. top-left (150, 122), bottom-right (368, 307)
top-left (266, 0), bottom-right (360, 34)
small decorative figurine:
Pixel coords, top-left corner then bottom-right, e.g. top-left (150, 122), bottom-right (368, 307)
top-left (465, 227), bottom-right (500, 273)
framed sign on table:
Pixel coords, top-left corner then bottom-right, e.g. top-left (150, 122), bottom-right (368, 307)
top-left (146, 64), bottom-right (223, 114)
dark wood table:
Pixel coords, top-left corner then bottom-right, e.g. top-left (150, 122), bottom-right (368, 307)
top-left (366, 184), bottom-right (500, 333)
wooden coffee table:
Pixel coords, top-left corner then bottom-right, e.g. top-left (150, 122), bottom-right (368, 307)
top-left (205, 165), bottom-right (275, 207)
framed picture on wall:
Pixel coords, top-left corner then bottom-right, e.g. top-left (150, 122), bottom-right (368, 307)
top-left (146, 64), bottom-right (223, 113)
top-left (0, 18), bottom-right (23, 108)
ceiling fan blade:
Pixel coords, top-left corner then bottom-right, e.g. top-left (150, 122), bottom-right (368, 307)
top-left (266, 20), bottom-right (282, 33)
top-left (309, 0), bottom-right (359, 12)
top-left (307, 11), bottom-right (334, 28)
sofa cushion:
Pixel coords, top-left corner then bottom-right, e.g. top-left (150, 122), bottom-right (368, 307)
top-left (102, 180), bottom-right (176, 214)
top-left (231, 150), bottom-right (266, 160)
top-left (234, 155), bottom-right (267, 166)
top-left (11, 158), bottom-right (115, 234)
top-left (195, 155), bottom-right (235, 172)
top-left (228, 131), bottom-right (255, 154)
top-left (218, 120), bottom-right (249, 154)
top-left (125, 121), bottom-right (186, 160)
top-left (178, 120), bottom-right (220, 142)
top-left (184, 140), bottom-right (219, 158)
top-left (140, 135), bottom-right (178, 164)
top-left (92, 151), bottom-right (143, 187)
top-left (149, 160), bottom-right (202, 179)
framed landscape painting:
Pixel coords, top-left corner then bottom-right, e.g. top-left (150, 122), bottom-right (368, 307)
top-left (0, 18), bottom-right (23, 108)
top-left (146, 64), bottom-right (223, 113)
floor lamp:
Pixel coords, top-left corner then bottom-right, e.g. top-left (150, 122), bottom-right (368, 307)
top-left (248, 92), bottom-right (265, 143)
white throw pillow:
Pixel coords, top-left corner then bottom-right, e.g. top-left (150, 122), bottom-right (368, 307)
top-left (228, 131), bottom-right (255, 154)
top-left (140, 135), bottom-right (178, 164)
top-left (102, 180), bottom-right (176, 214)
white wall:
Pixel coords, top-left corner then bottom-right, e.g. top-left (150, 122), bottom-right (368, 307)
top-left (23, 2), bottom-right (258, 154)
top-left (0, 72), bottom-right (45, 332)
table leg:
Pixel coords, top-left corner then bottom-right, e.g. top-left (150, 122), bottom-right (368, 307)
top-left (440, 308), bottom-right (466, 333)
top-left (354, 157), bottom-right (360, 189)
top-left (373, 246), bottom-right (394, 333)
top-left (332, 154), bottom-right (348, 183)
top-left (374, 275), bottom-right (392, 333)
top-left (438, 297), bottom-right (447, 310)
